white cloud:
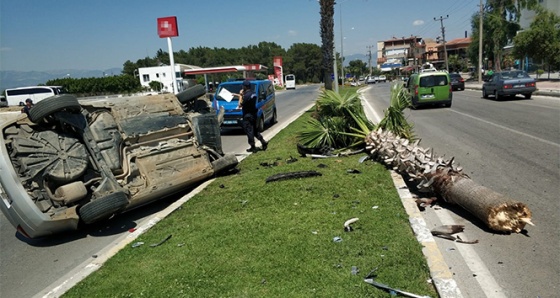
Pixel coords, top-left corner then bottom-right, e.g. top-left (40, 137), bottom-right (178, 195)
top-left (0, 47), bottom-right (12, 52)
top-left (288, 30), bottom-right (297, 36)
top-left (413, 20), bottom-right (425, 26)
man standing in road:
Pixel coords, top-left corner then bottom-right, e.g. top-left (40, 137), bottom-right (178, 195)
top-left (237, 80), bottom-right (268, 153)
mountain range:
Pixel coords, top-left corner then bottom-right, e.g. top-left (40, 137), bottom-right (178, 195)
top-left (0, 68), bottom-right (122, 91)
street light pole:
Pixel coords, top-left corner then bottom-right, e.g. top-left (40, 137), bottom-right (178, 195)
top-left (339, 2), bottom-right (344, 86)
top-left (478, 0), bottom-right (483, 83)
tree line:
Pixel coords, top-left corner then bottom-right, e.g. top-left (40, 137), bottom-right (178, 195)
top-left (467, 0), bottom-right (559, 75)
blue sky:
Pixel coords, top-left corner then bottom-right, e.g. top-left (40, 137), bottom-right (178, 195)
top-left (0, 0), bottom-right (479, 72)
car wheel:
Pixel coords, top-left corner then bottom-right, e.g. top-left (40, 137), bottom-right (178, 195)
top-left (524, 93), bottom-right (532, 99)
top-left (494, 90), bottom-right (502, 100)
top-left (211, 154), bottom-right (238, 174)
top-left (176, 85), bottom-right (206, 104)
top-left (257, 116), bottom-right (265, 132)
top-left (482, 88), bottom-right (489, 99)
top-left (28, 94), bottom-right (81, 123)
top-left (270, 108), bottom-right (278, 125)
top-left (79, 191), bottom-right (129, 224)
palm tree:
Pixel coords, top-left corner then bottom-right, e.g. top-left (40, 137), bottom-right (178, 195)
top-left (364, 83), bottom-right (533, 233)
top-left (319, 0), bottom-right (335, 90)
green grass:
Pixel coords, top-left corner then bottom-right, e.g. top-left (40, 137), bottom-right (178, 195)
top-left (63, 86), bottom-right (436, 298)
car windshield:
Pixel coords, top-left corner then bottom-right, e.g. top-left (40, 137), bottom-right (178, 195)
top-left (419, 75), bottom-right (448, 87)
top-left (501, 71), bottom-right (530, 80)
top-left (215, 84), bottom-right (255, 101)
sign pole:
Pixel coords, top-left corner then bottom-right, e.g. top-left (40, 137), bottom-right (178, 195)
top-left (167, 37), bottom-right (176, 94)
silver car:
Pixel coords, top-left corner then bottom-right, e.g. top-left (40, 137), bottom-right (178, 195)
top-left (0, 90), bottom-right (237, 238)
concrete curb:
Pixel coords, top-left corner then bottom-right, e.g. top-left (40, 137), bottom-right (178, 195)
top-left (390, 171), bottom-right (463, 298)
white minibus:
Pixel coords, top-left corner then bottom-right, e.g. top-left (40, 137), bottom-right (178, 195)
top-left (285, 74), bottom-right (296, 90)
top-left (4, 86), bottom-right (66, 106)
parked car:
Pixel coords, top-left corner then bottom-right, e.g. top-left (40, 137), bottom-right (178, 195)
top-left (366, 75), bottom-right (377, 84)
top-left (449, 73), bottom-right (465, 91)
top-left (378, 75), bottom-right (387, 82)
top-left (212, 79), bottom-right (277, 131)
top-left (406, 71), bottom-right (452, 109)
top-left (482, 70), bottom-right (536, 100)
top-left (0, 90), bottom-right (238, 238)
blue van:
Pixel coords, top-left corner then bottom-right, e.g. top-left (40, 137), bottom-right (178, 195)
top-left (212, 79), bottom-right (277, 131)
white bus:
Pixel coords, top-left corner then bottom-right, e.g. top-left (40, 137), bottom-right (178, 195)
top-left (285, 74), bottom-right (296, 90)
top-left (4, 86), bottom-right (66, 106)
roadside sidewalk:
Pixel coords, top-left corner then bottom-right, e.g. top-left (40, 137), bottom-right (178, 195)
top-left (465, 79), bottom-right (560, 97)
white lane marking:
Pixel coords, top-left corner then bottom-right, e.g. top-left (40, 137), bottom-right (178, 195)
top-left (449, 109), bottom-right (560, 148)
top-left (359, 87), bottom-right (382, 122)
top-left (435, 210), bottom-right (508, 298)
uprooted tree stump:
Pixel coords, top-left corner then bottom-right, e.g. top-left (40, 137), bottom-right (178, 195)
top-left (365, 128), bottom-right (533, 233)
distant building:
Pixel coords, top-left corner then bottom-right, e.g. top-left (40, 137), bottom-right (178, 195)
top-left (520, 0), bottom-right (560, 30)
top-left (376, 36), bottom-right (423, 72)
top-left (138, 64), bottom-right (201, 93)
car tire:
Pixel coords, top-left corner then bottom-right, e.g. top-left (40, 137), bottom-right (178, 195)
top-left (524, 93), bottom-right (532, 99)
top-left (257, 116), bottom-right (265, 132)
top-left (28, 94), bottom-right (81, 123)
top-left (211, 154), bottom-right (238, 174)
top-left (270, 108), bottom-right (277, 125)
top-left (494, 90), bottom-right (502, 100)
top-left (482, 88), bottom-right (489, 99)
top-left (79, 191), bottom-right (129, 224)
top-left (176, 85), bottom-right (206, 104)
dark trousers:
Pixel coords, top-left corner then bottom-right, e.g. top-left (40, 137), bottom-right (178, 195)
top-left (242, 114), bottom-right (265, 148)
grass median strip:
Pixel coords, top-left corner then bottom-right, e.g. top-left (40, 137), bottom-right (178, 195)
top-left (63, 90), bottom-right (437, 298)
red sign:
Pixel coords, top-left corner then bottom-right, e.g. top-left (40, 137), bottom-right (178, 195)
top-left (273, 56), bottom-right (283, 86)
top-left (157, 16), bottom-right (179, 38)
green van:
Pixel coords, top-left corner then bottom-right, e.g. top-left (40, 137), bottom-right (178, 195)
top-left (406, 71), bottom-right (452, 109)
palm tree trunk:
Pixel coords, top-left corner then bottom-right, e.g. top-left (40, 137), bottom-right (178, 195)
top-left (366, 129), bottom-right (533, 233)
top-left (319, 0), bottom-right (335, 91)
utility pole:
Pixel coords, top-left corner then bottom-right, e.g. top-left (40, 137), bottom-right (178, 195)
top-left (478, 0), bottom-right (483, 83)
top-left (434, 15), bottom-right (449, 72)
top-left (367, 45), bottom-right (374, 75)
top-left (339, 2), bottom-right (344, 86)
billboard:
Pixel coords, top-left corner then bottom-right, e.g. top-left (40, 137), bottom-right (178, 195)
top-left (157, 16), bottom-right (179, 38)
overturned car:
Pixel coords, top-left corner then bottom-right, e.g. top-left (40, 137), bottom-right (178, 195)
top-left (0, 89), bottom-right (237, 238)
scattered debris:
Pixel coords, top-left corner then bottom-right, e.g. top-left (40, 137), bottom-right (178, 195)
top-left (150, 234), bottom-right (172, 247)
top-left (351, 266), bottom-right (359, 275)
top-left (131, 242), bottom-right (144, 248)
top-left (344, 218), bottom-right (359, 232)
top-left (128, 228), bottom-right (137, 233)
top-left (219, 184), bottom-right (225, 188)
top-left (431, 225), bottom-right (479, 244)
top-left (415, 197), bottom-right (437, 210)
top-left (311, 230), bottom-right (318, 235)
top-left (372, 205), bottom-right (379, 209)
top-left (177, 243), bottom-right (185, 247)
top-left (358, 155), bottom-right (370, 163)
top-left (259, 161), bottom-right (278, 167)
top-left (317, 163), bottom-right (328, 168)
top-left (346, 169), bottom-right (361, 174)
top-left (265, 171), bottom-right (322, 183)
top-left (364, 277), bottom-right (431, 298)
top-left (333, 236), bottom-right (342, 242)
top-left (286, 156), bottom-right (298, 164)
top-left (333, 194), bottom-right (340, 198)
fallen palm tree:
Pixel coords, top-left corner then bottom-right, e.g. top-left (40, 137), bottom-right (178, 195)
top-left (299, 84), bottom-right (533, 233)
top-left (366, 82), bottom-right (533, 233)
top-left (365, 128), bottom-right (533, 233)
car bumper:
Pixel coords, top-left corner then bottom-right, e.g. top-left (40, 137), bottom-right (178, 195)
top-left (499, 87), bottom-right (536, 96)
top-left (0, 123), bottom-right (79, 238)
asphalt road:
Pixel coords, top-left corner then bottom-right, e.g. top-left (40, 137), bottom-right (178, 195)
top-left (362, 83), bottom-right (560, 298)
top-left (0, 85), bottom-right (321, 298)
